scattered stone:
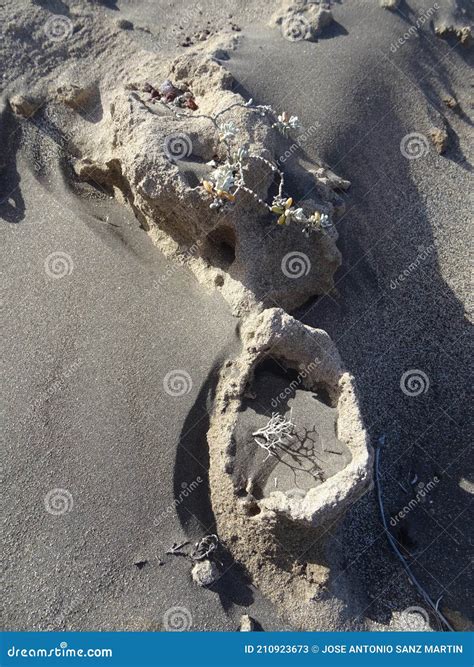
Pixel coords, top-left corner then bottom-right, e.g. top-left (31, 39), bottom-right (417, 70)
top-left (115, 18), bottom-right (134, 31)
top-left (435, 24), bottom-right (472, 46)
top-left (9, 94), bottom-right (39, 118)
top-left (442, 96), bottom-right (459, 111)
top-left (380, 0), bottom-right (400, 9)
top-left (53, 83), bottom-right (95, 110)
top-left (272, 2), bottom-right (334, 41)
top-left (240, 614), bottom-right (256, 631)
top-left (429, 127), bottom-right (449, 154)
top-left (134, 559), bottom-right (148, 570)
top-left (443, 608), bottom-right (474, 632)
top-left (191, 559), bottom-right (219, 586)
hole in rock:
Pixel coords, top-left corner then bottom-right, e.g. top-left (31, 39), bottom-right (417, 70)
top-left (232, 356), bottom-right (351, 502)
top-left (203, 225), bottom-right (236, 271)
top-left (246, 504), bottom-right (262, 517)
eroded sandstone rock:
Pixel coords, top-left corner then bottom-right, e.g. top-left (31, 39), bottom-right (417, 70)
top-left (9, 94), bottom-right (40, 118)
top-left (191, 559), bottom-right (219, 586)
top-left (72, 55), bottom-right (346, 314)
top-left (272, 1), bottom-right (334, 41)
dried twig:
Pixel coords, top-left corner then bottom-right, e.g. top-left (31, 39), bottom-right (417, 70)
top-left (374, 439), bottom-right (454, 631)
top-left (191, 534), bottom-right (219, 561)
top-left (166, 540), bottom-right (190, 556)
top-left (252, 411), bottom-right (295, 461)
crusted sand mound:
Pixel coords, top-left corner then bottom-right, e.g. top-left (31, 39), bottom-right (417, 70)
top-left (5, 13), bottom-right (371, 626)
top-left (63, 55), bottom-right (345, 314)
top-left (209, 307), bottom-right (371, 526)
top-left (207, 308), bottom-right (371, 628)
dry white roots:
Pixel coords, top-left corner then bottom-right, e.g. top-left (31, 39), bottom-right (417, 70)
top-left (191, 534), bottom-right (219, 561)
top-left (252, 411), bottom-right (295, 461)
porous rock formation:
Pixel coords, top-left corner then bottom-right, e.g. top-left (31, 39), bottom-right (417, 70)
top-left (8, 41), bottom-right (371, 627)
top-left (70, 55), bottom-right (345, 315)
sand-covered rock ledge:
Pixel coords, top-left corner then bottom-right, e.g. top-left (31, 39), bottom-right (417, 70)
top-left (206, 308), bottom-right (371, 625)
top-left (5, 18), bottom-right (371, 627)
top-left (65, 49), bottom-right (370, 616)
top-left (210, 308), bottom-right (372, 526)
top-left (21, 54), bottom-right (344, 314)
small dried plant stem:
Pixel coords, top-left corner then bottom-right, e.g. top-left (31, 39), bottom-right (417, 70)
top-left (252, 411), bottom-right (295, 460)
top-left (375, 444), bottom-right (454, 632)
top-left (156, 96), bottom-right (289, 208)
top-left (237, 185), bottom-right (269, 210)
